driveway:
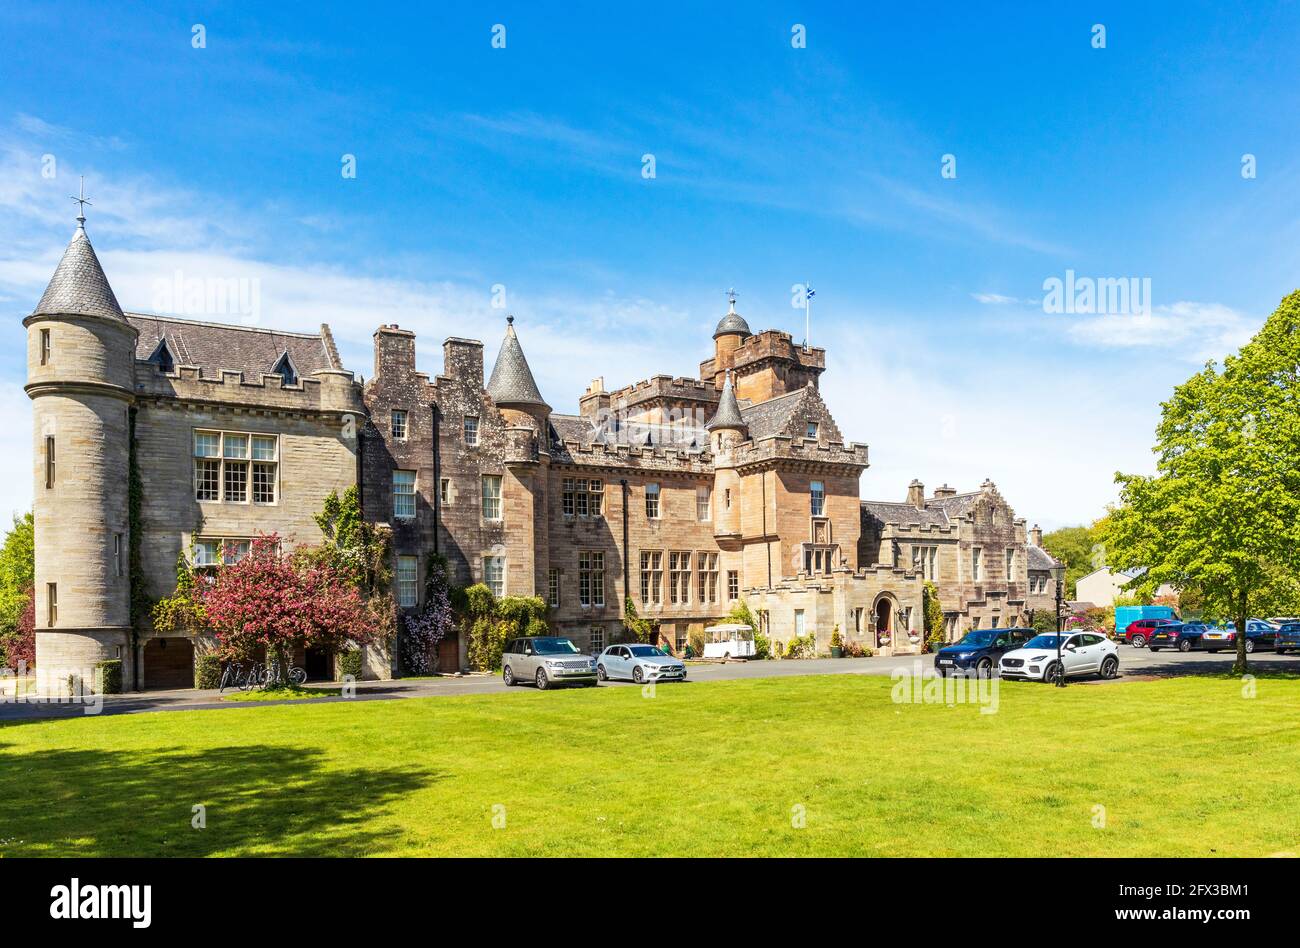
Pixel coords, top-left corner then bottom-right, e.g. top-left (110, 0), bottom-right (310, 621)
top-left (1, 645), bottom-right (1295, 722)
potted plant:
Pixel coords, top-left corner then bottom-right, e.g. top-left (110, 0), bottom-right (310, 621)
top-left (830, 626), bottom-right (843, 658)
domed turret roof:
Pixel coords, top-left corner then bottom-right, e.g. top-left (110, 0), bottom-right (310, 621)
top-left (713, 291), bottom-right (751, 338)
top-left (487, 316), bottom-right (550, 410)
top-left (32, 224), bottom-right (126, 322)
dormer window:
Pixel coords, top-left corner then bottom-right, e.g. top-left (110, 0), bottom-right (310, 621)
top-left (271, 351), bottom-right (297, 386)
top-left (806, 421), bottom-right (819, 440)
top-left (148, 338), bottom-right (175, 374)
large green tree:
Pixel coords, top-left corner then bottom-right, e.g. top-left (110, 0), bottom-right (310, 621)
top-left (1101, 291), bottom-right (1300, 674)
top-left (1040, 524), bottom-right (1100, 598)
top-left (0, 512), bottom-right (34, 637)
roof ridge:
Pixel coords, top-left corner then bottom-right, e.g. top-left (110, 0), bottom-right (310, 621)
top-left (123, 311), bottom-right (326, 339)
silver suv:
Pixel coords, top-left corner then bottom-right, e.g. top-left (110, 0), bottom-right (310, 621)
top-left (502, 637), bottom-right (598, 690)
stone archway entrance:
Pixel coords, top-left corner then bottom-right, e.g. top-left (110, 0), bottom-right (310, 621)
top-left (873, 595), bottom-right (897, 651)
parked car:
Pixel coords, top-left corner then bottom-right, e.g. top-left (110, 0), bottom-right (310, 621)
top-left (1201, 619), bottom-right (1279, 654)
top-left (999, 632), bottom-right (1120, 683)
top-left (1275, 622), bottom-right (1300, 655)
top-left (502, 637), bottom-right (598, 689)
top-left (1123, 617), bottom-right (1180, 649)
top-left (1115, 605), bottom-right (1176, 640)
top-left (1148, 621), bottom-right (1209, 652)
top-left (934, 627), bottom-right (1033, 676)
top-left (597, 644), bottom-right (687, 683)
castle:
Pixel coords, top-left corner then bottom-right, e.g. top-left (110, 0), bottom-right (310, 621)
top-left (24, 217), bottom-right (1060, 691)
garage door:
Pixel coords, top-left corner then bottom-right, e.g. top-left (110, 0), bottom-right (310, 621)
top-left (144, 638), bottom-right (195, 690)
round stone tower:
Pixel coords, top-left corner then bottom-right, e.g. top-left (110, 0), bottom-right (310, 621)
top-left (23, 211), bottom-right (138, 694)
top-left (706, 370), bottom-right (747, 541)
top-left (711, 294), bottom-right (752, 389)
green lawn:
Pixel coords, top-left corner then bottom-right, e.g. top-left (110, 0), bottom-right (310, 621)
top-left (1, 674), bottom-right (1298, 856)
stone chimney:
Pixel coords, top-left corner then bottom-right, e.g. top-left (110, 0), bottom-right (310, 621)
top-left (373, 324), bottom-right (416, 379)
top-left (906, 479), bottom-right (925, 510)
top-left (1030, 524), bottom-right (1043, 547)
top-left (579, 377), bottom-right (611, 421)
top-left (932, 484), bottom-right (957, 499)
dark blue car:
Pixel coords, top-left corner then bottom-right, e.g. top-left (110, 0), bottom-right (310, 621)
top-left (1274, 622), bottom-right (1300, 655)
top-left (1148, 621), bottom-right (1210, 652)
top-left (934, 627), bottom-right (1033, 676)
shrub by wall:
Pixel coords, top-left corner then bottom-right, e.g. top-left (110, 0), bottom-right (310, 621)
top-left (94, 659), bottom-right (122, 694)
top-left (194, 654), bottom-right (222, 689)
top-left (337, 648), bottom-right (363, 680)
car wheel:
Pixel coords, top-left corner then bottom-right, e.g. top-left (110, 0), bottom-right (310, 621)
top-left (633, 666), bottom-right (644, 684)
top-left (1178, 638), bottom-right (1192, 653)
top-left (1043, 661), bottom-right (1063, 685)
top-left (1100, 656), bottom-right (1119, 679)
top-left (502, 665), bottom-right (514, 686)
top-left (596, 664), bottom-right (607, 681)
top-left (976, 657), bottom-right (993, 677)
top-left (1278, 648), bottom-right (1289, 656)
top-left (1132, 634), bottom-right (1147, 649)
top-left (1206, 649), bottom-right (1219, 654)
top-left (1149, 647), bottom-right (1161, 652)
top-left (535, 668), bottom-right (550, 690)
top-left (1245, 639), bottom-right (1255, 654)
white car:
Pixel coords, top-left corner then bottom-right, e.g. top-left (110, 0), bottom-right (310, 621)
top-left (596, 644), bottom-right (687, 683)
top-left (999, 631), bottom-right (1119, 683)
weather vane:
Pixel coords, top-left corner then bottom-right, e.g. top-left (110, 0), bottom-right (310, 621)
top-left (726, 287), bottom-right (737, 312)
top-left (69, 176), bottom-right (92, 226)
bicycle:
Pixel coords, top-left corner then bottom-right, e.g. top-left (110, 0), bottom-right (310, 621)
top-left (258, 660), bottom-right (308, 688)
top-left (218, 661), bottom-right (253, 693)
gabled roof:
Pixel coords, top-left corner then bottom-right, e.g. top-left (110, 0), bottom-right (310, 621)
top-left (31, 225), bottom-right (126, 322)
top-left (126, 313), bottom-right (341, 381)
top-left (861, 500), bottom-right (951, 528)
top-left (487, 317), bottom-right (549, 409)
top-left (739, 386), bottom-right (840, 442)
top-left (1026, 544), bottom-right (1062, 571)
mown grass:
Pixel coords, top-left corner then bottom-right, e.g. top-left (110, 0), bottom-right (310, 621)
top-left (1, 674), bottom-right (1297, 857)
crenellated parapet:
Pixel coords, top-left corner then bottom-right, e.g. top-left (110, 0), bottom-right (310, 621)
top-left (133, 362), bottom-right (365, 416)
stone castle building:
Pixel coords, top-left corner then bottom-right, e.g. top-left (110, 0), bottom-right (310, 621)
top-left (24, 220), bottom-right (1059, 690)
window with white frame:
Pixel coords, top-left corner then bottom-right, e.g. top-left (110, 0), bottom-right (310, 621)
top-left (391, 409), bottom-right (408, 441)
top-left (194, 430), bottom-right (278, 504)
top-left (806, 421), bottom-right (819, 440)
top-left (440, 478), bottom-right (451, 505)
top-left (192, 537), bottom-right (252, 574)
top-left (645, 482), bottom-right (661, 519)
top-left (393, 470), bottom-right (416, 519)
top-left (668, 551), bottom-right (691, 605)
top-left (397, 555), bottom-right (418, 608)
top-left (579, 551), bottom-right (604, 607)
top-left (463, 415), bottom-right (479, 445)
top-left (794, 609), bottom-right (806, 637)
top-left (1005, 547), bottom-right (1016, 580)
top-left (696, 485), bottom-right (711, 521)
top-left (697, 552), bottom-right (719, 603)
top-left (972, 546), bottom-right (983, 582)
top-left (481, 474), bottom-right (502, 520)
top-left (810, 480), bottom-right (825, 517)
top-left (563, 477), bottom-right (603, 518)
top-left (548, 568), bottom-right (560, 607)
top-left (727, 570), bottom-right (739, 600)
top-left (913, 545), bottom-right (938, 581)
top-left (484, 555), bottom-right (505, 596)
top-left (639, 550), bottom-right (662, 604)
top-left (588, 625), bottom-right (605, 654)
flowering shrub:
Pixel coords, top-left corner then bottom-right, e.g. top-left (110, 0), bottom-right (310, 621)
top-left (2, 587), bottom-right (34, 669)
top-left (784, 635), bottom-right (814, 659)
top-left (401, 555), bottom-right (455, 675)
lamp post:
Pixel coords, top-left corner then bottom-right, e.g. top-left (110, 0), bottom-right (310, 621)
top-left (1051, 561), bottom-right (1067, 688)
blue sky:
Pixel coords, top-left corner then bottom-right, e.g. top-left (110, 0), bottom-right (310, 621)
top-left (2, 1), bottom-right (1299, 528)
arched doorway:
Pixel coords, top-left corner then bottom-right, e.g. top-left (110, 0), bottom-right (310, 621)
top-left (873, 596), bottom-right (895, 649)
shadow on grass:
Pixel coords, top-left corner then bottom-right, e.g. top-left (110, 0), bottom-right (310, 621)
top-left (0, 742), bottom-right (441, 856)
top-left (1125, 657), bottom-right (1300, 681)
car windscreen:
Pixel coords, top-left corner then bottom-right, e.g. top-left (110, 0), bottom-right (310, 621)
top-left (532, 638), bottom-right (580, 655)
top-left (1024, 635), bottom-right (1063, 649)
top-left (958, 631), bottom-right (997, 647)
top-left (628, 645), bottom-right (666, 657)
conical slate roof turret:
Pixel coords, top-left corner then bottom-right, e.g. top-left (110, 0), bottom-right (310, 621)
top-left (487, 316), bottom-right (549, 409)
top-left (705, 371), bottom-right (746, 432)
top-left (31, 223), bottom-right (126, 322)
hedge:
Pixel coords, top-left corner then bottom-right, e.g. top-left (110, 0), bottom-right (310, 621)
top-left (337, 648), bottom-right (363, 681)
top-left (93, 659), bottom-right (122, 694)
top-left (194, 654), bottom-right (222, 689)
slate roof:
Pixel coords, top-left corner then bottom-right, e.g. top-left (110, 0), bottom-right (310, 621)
top-left (926, 490), bottom-right (983, 518)
top-left (487, 317), bottom-right (549, 409)
top-left (126, 313), bottom-right (341, 381)
top-left (1026, 544), bottom-right (1062, 571)
top-left (739, 388), bottom-right (806, 440)
top-left (705, 376), bottom-right (746, 431)
top-left (31, 226), bottom-right (126, 322)
top-left (714, 311), bottom-right (752, 337)
top-left (861, 501), bottom-right (951, 528)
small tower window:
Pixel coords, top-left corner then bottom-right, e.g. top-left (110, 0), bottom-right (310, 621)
top-left (271, 352), bottom-right (298, 386)
top-left (45, 436), bottom-right (56, 488)
top-left (806, 421), bottom-right (819, 440)
top-left (40, 328), bottom-right (51, 365)
top-left (46, 583), bottom-right (57, 627)
top-left (810, 480), bottom-right (825, 517)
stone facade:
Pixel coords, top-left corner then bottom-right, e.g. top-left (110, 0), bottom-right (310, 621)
top-left (26, 223), bottom-right (1060, 690)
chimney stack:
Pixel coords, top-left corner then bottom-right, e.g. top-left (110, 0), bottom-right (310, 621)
top-left (1030, 524), bottom-right (1043, 547)
top-left (907, 479), bottom-right (925, 510)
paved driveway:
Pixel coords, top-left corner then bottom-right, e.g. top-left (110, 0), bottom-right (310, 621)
top-left (1, 645), bottom-right (1295, 722)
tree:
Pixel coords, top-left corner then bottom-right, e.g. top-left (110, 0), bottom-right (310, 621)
top-left (2, 587), bottom-right (34, 669)
top-left (1101, 291), bottom-right (1300, 674)
top-left (922, 581), bottom-right (945, 651)
top-left (202, 533), bottom-right (373, 682)
top-left (1040, 524), bottom-right (1101, 599)
top-left (151, 553), bottom-right (207, 635)
top-left (0, 513), bottom-right (34, 637)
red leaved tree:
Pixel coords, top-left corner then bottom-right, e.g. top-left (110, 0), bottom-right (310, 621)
top-left (6, 587), bottom-right (35, 669)
top-left (202, 534), bottom-right (372, 679)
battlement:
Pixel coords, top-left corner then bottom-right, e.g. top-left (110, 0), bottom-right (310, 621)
top-left (134, 362), bottom-right (365, 414)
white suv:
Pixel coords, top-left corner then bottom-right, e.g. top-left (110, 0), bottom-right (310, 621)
top-left (999, 632), bottom-right (1119, 683)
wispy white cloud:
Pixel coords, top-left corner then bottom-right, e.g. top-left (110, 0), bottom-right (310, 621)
top-left (1063, 301), bottom-right (1258, 363)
